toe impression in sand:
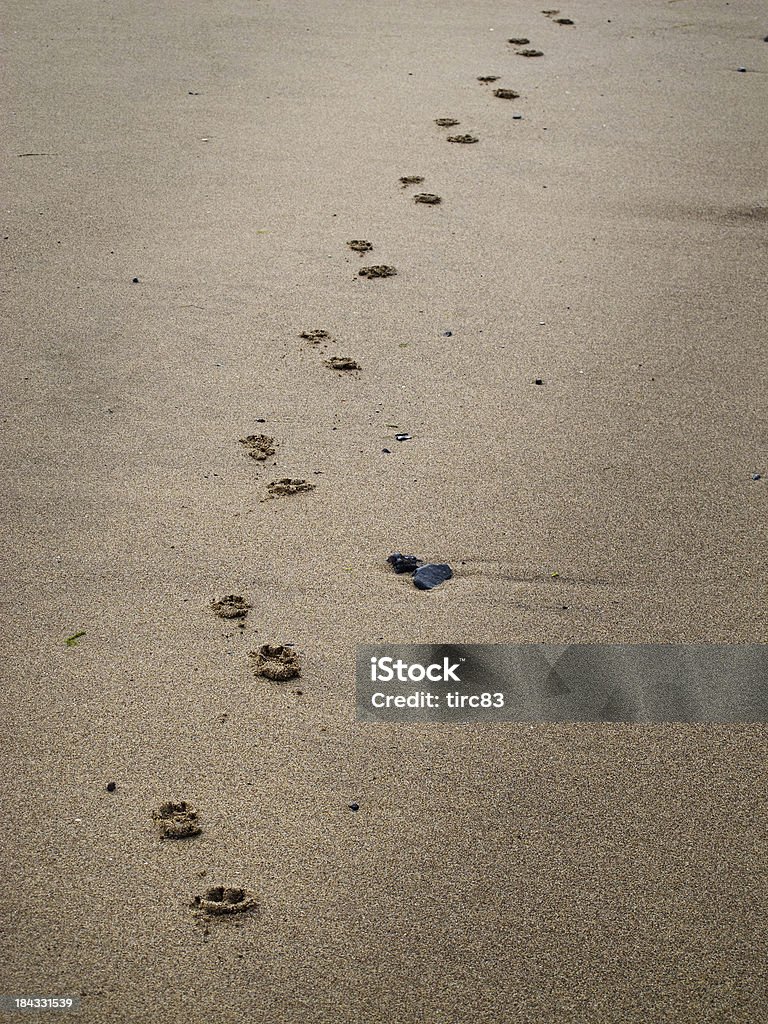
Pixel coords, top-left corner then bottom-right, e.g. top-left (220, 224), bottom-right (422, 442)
top-left (249, 644), bottom-right (302, 681)
top-left (210, 595), bottom-right (252, 619)
top-left (324, 356), bottom-right (361, 370)
top-left (266, 478), bottom-right (315, 497)
top-left (153, 801), bottom-right (202, 840)
top-left (239, 435), bottom-right (276, 461)
top-left (192, 887), bottom-right (257, 917)
top-left (359, 265), bottom-right (397, 278)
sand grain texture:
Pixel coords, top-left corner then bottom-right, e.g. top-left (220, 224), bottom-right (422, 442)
top-left (1, 0), bottom-right (767, 1021)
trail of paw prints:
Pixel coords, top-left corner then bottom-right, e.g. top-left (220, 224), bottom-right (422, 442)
top-left (434, 117), bottom-right (480, 144)
top-left (477, 73), bottom-right (523, 117)
top-left (149, 799), bottom-right (259, 937)
top-left (542, 9), bottom-right (574, 26)
top-left (507, 36), bottom-right (544, 57)
top-left (398, 175), bottom-right (441, 207)
top-left (299, 327), bottom-right (362, 373)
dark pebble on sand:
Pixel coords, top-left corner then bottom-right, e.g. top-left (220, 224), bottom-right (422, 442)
top-left (737, 67), bottom-right (747, 72)
top-left (443, 330), bottom-right (453, 336)
top-left (382, 447), bottom-right (391, 453)
top-left (387, 552), bottom-right (423, 574)
top-left (534, 378), bottom-right (544, 385)
top-left (132, 277), bottom-right (139, 283)
top-left (413, 564), bottom-right (453, 590)
top-left (106, 782), bottom-right (117, 792)
top-left (752, 474), bottom-right (762, 481)
top-left (349, 803), bottom-right (360, 812)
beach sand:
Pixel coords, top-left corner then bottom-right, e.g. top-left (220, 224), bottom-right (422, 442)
top-left (1, 0), bottom-right (767, 1020)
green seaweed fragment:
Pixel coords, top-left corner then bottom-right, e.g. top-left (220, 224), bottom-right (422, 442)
top-left (65, 631), bottom-right (86, 647)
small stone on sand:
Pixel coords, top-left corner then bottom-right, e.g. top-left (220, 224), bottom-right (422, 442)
top-left (387, 553), bottom-right (424, 574)
top-left (413, 564), bottom-right (454, 590)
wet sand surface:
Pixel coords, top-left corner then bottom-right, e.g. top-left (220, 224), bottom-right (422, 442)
top-left (1, 1), bottom-right (767, 1020)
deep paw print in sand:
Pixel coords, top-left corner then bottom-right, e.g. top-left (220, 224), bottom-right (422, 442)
top-left (414, 193), bottom-right (441, 205)
top-left (347, 239), bottom-right (372, 254)
top-left (210, 594), bottom-right (252, 619)
top-left (239, 434), bottom-right (276, 461)
top-left (359, 265), bottom-right (397, 278)
top-left (447, 134), bottom-right (478, 144)
top-left (493, 88), bottom-right (520, 100)
top-left (324, 356), bottom-right (361, 371)
top-left (249, 643), bottom-right (302, 681)
top-left (300, 329), bottom-right (330, 345)
top-left (434, 118), bottom-right (460, 127)
top-left (477, 76), bottom-right (499, 83)
top-left (153, 800), bottom-right (202, 840)
top-left (507, 37), bottom-right (530, 45)
top-left (517, 48), bottom-right (544, 57)
top-left (266, 478), bottom-right (315, 497)
top-left (399, 175), bottom-right (424, 187)
top-left (192, 886), bottom-right (257, 917)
